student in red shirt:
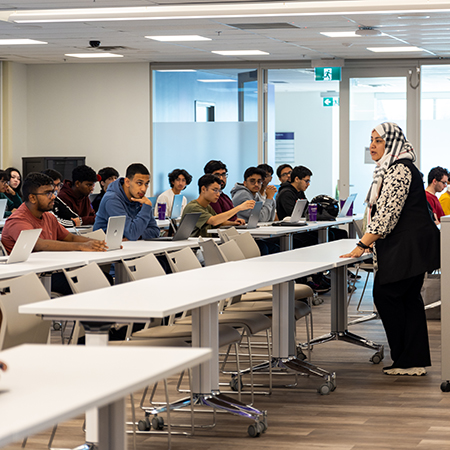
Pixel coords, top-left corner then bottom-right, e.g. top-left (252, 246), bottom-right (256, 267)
top-left (425, 166), bottom-right (449, 223)
top-left (1, 172), bottom-right (107, 294)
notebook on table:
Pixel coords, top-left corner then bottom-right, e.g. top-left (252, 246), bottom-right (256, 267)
top-left (233, 201), bottom-right (263, 229)
top-left (146, 213), bottom-right (201, 241)
top-left (272, 199), bottom-right (308, 227)
top-left (337, 194), bottom-right (357, 218)
top-left (105, 215), bottom-right (126, 251)
top-left (0, 228), bottom-right (42, 264)
top-left (0, 199), bottom-right (7, 219)
top-left (170, 195), bottom-right (183, 219)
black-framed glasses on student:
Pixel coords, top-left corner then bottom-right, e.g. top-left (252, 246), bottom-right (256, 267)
top-left (31, 190), bottom-right (57, 199)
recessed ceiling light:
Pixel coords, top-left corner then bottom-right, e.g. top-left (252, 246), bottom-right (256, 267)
top-left (398, 15), bottom-right (430, 19)
top-left (145, 35), bottom-right (211, 42)
top-left (0, 39), bottom-right (47, 45)
top-left (320, 31), bottom-right (360, 37)
top-left (367, 46), bottom-right (423, 52)
top-left (211, 50), bottom-right (269, 56)
top-left (65, 53), bottom-right (124, 58)
top-left (198, 79), bottom-right (236, 83)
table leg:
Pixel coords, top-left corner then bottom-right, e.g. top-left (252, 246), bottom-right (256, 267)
top-left (98, 398), bottom-right (126, 450)
top-left (279, 233), bottom-right (293, 252)
top-left (310, 266), bottom-right (384, 363)
top-left (317, 228), bottom-right (328, 244)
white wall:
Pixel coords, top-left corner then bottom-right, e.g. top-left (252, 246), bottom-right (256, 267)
top-left (25, 63), bottom-right (150, 180)
top-left (2, 62), bottom-right (28, 169)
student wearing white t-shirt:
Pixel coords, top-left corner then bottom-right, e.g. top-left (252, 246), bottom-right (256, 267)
top-left (156, 168), bottom-right (192, 218)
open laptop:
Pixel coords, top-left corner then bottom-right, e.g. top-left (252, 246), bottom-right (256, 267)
top-left (272, 199), bottom-right (308, 227)
top-left (105, 215), bottom-right (126, 251)
top-left (0, 228), bottom-right (42, 264)
top-left (170, 195), bottom-right (183, 219)
top-left (337, 194), bottom-right (357, 218)
top-left (0, 198), bottom-right (7, 219)
top-left (233, 201), bottom-right (263, 229)
top-left (146, 212), bottom-right (201, 241)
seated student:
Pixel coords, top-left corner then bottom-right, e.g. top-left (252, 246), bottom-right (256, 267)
top-left (257, 163), bottom-right (275, 201)
top-left (231, 166), bottom-right (277, 222)
top-left (1, 173), bottom-right (107, 294)
top-left (42, 169), bottom-right (81, 228)
top-left (425, 166), bottom-right (448, 223)
top-left (58, 165), bottom-right (97, 225)
top-left (276, 163), bottom-right (293, 184)
top-left (203, 160), bottom-right (237, 220)
top-left (182, 174), bottom-right (254, 237)
top-left (5, 167), bottom-right (23, 204)
top-left (93, 163), bottom-right (160, 240)
top-left (0, 170), bottom-right (22, 217)
top-left (92, 167), bottom-right (119, 213)
top-left (156, 168), bottom-right (192, 218)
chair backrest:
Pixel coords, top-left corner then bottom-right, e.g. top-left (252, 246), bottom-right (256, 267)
top-left (121, 253), bottom-right (166, 281)
top-left (63, 262), bottom-right (111, 294)
top-left (217, 226), bottom-right (239, 243)
top-left (353, 219), bottom-right (364, 239)
top-left (219, 240), bottom-right (246, 261)
top-left (230, 232), bottom-right (261, 259)
top-left (0, 272), bottom-right (51, 350)
top-left (200, 239), bottom-right (228, 266)
top-left (165, 247), bottom-right (202, 273)
top-left (83, 229), bottom-right (106, 240)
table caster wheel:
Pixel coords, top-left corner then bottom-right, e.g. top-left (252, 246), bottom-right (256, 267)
top-left (138, 419), bottom-right (151, 431)
top-left (151, 416), bottom-right (164, 430)
top-left (370, 352), bottom-right (383, 364)
top-left (318, 382), bottom-right (332, 395)
top-left (441, 381), bottom-right (450, 392)
top-left (230, 375), bottom-right (243, 391)
top-left (312, 297), bottom-right (322, 306)
top-left (330, 381), bottom-right (337, 392)
top-left (53, 322), bottom-right (61, 331)
top-left (259, 419), bottom-right (268, 433)
top-left (297, 348), bottom-right (307, 361)
top-left (248, 422), bottom-right (263, 437)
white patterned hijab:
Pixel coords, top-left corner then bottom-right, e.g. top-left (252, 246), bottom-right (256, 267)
top-left (365, 122), bottom-right (416, 207)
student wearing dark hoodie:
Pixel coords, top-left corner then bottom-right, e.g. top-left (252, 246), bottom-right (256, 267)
top-left (58, 165), bottom-right (97, 225)
top-left (93, 163), bottom-right (159, 240)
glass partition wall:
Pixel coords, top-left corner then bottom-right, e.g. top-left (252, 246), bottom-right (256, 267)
top-left (152, 68), bottom-right (258, 202)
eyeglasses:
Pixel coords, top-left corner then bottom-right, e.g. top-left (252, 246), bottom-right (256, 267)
top-left (440, 180), bottom-right (448, 186)
top-left (247, 178), bottom-right (263, 185)
top-left (302, 179), bottom-right (311, 184)
top-left (54, 182), bottom-right (63, 189)
top-left (0, 180), bottom-right (8, 185)
top-left (281, 171), bottom-right (292, 178)
top-left (213, 172), bottom-right (228, 178)
top-left (209, 188), bottom-right (222, 194)
top-left (31, 190), bottom-right (57, 199)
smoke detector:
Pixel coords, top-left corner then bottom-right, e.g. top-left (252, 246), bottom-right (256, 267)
top-left (355, 27), bottom-right (382, 36)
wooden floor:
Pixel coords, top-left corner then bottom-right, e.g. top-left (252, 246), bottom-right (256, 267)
top-left (4, 275), bottom-right (448, 450)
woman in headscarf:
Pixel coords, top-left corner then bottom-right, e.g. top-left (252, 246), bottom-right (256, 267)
top-left (342, 122), bottom-right (440, 376)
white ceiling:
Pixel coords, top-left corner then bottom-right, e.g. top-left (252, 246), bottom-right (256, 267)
top-left (1, 0), bottom-right (450, 64)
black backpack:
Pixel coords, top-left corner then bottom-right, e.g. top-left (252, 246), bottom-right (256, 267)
top-left (311, 195), bottom-right (339, 221)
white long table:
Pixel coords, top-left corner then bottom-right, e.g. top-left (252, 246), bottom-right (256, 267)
top-left (210, 215), bottom-right (361, 251)
top-left (20, 239), bottom-right (374, 439)
top-left (0, 344), bottom-right (211, 450)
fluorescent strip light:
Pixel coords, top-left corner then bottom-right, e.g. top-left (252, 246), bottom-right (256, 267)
top-left (0, 39), bottom-right (47, 45)
top-left (65, 53), bottom-right (124, 58)
top-left (367, 46), bottom-right (424, 52)
top-left (156, 69), bottom-right (197, 72)
top-left (320, 31), bottom-right (360, 37)
top-left (11, 1), bottom-right (450, 24)
top-left (212, 50), bottom-right (269, 56)
top-left (146, 35), bottom-right (211, 42)
top-left (198, 79), bottom-right (236, 82)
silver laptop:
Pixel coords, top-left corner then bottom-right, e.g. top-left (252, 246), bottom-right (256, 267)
top-left (337, 194), bottom-right (357, 218)
top-left (0, 198), bottom-right (7, 219)
top-left (170, 195), bottom-right (183, 219)
top-left (0, 228), bottom-right (42, 264)
top-left (234, 201), bottom-right (263, 229)
top-left (146, 212), bottom-right (201, 241)
top-left (105, 215), bottom-right (126, 251)
top-left (272, 199), bottom-right (308, 227)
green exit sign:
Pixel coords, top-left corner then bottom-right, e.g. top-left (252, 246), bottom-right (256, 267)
top-left (323, 97), bottom-right (339, 107)
top-left (315, 67), bottom-right (342, 81)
